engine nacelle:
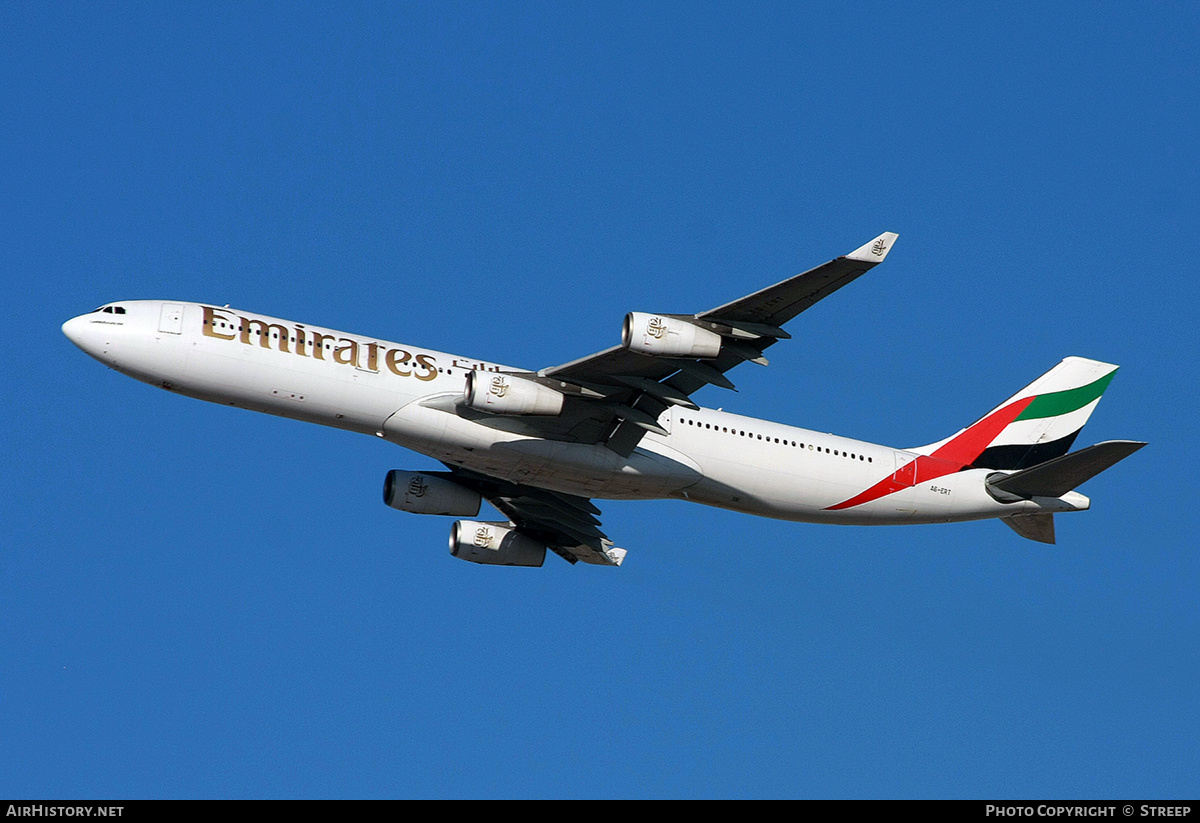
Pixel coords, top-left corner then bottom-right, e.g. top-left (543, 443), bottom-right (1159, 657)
top-left (449, 521), bottom-right (547, 567)
top-left (462, 371), bottom-right (564, 416)
top-left (383, 471), bottom-right (482, 516)
top-left (622, 312), bottom-right (722, 359)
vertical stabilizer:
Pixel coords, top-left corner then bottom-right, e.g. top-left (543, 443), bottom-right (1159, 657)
top-left (916, 357), bottom-right (1120, 470)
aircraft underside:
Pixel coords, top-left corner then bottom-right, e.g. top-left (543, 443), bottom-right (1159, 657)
top-left (381, 393), bottom-right (1088, 528)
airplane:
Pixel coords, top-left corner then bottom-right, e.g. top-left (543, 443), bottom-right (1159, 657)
top-left (62, 232), bottom-right (1145, 568)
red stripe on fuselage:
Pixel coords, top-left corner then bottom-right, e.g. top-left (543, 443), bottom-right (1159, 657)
top-left (825, 396), bottom-right (1035, 510)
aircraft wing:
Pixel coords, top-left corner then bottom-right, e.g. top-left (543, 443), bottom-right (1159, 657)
top-left (694, 231), bottom-right (899, 331)
top-left (445, 467), bottom-right (625, 566)
top-left (480, 232), bottom-right (898, 455)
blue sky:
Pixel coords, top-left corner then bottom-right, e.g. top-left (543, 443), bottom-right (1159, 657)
top-left (3, 2), bottom-right (1197, 798)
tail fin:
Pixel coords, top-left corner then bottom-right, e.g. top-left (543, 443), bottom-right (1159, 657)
top-left (915, 357), bottom-right (1120, 470)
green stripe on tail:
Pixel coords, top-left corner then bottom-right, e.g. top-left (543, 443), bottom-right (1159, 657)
top-left (1015, 369), bottom-right (1117, 421)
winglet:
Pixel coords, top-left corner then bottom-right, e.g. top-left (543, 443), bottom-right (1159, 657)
top-left (846, 231), bottom-right (899, 263)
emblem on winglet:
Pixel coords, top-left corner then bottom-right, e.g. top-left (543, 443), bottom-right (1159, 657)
top-left (847, 231), bottom-right (899, 262)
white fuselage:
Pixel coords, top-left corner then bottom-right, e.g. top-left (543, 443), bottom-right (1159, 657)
top-left (62, 300), bottom-right (1082, 528)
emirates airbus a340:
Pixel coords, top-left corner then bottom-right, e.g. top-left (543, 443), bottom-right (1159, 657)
top-left (63, 233), bottom-right (1144, 567)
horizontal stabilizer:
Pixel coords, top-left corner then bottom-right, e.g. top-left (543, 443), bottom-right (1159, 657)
top-left (988, 440), bottom-right (1146, 499)
top-left (1001, 514), bottom-right (1056, 544)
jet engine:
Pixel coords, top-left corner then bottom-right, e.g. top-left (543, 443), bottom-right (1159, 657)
top-left (622, 312), bottom-right (722, 358)
top-left (462, 371), bottom-right (564, 416)
top-left (383, 470), bottom-right (482, 516)
top-left (449, 520), bottom-right (547, 567)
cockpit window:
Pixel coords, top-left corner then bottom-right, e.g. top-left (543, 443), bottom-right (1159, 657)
top-left (93, 305), bottom-right (126, 315)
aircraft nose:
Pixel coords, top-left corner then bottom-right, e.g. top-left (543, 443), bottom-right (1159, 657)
top-left (62, 312), bottom-right (109, 359)
top-left (62, 314), bottom-right (88, 347)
